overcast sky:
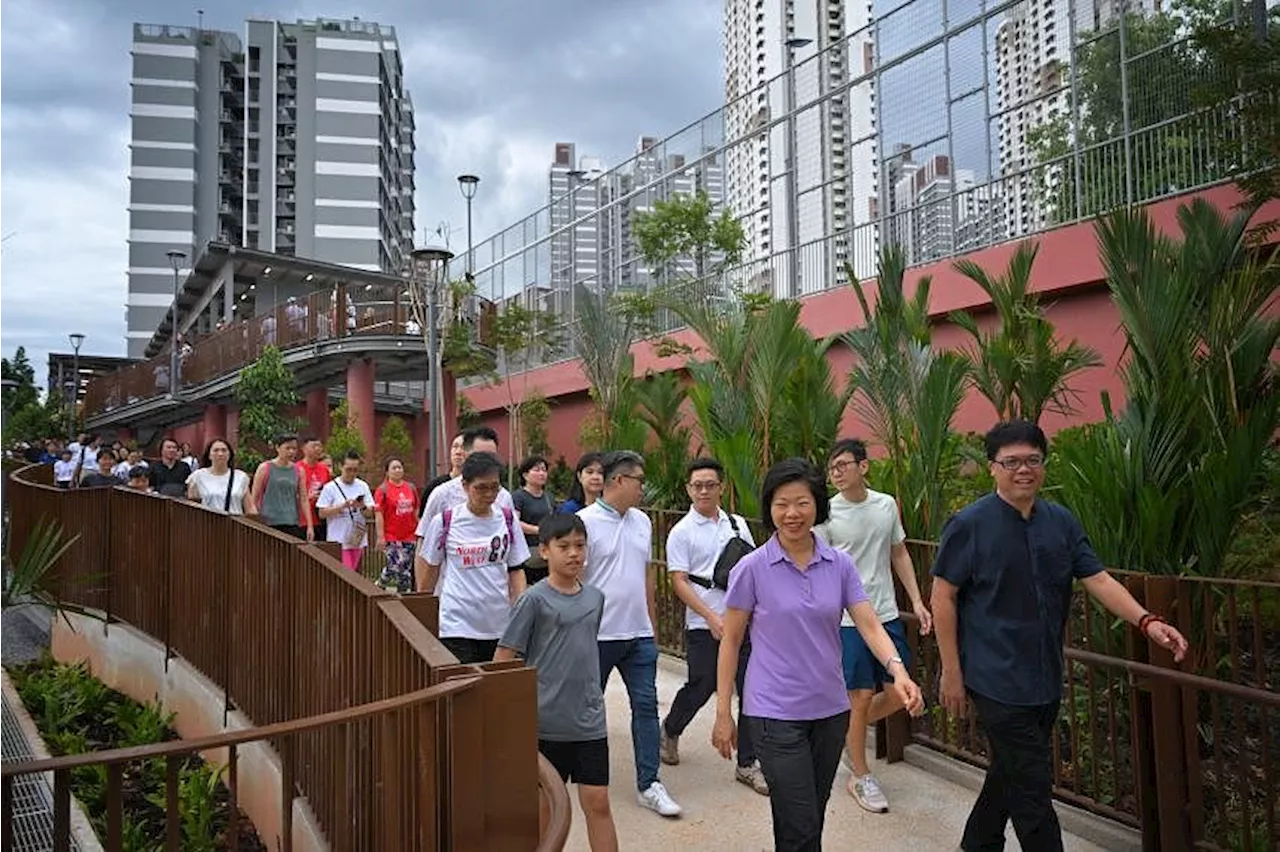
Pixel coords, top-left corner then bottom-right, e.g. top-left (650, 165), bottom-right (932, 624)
top-left (0, 0), bottom-right (722, 384)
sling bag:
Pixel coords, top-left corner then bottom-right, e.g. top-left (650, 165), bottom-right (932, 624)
top-left (688, 514), bottom-right (755, 591)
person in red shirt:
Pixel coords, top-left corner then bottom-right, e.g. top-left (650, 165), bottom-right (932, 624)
top-left (374, 457), bottom-right (421, 592)
top-left (297, 436), bottom-right (333, 540)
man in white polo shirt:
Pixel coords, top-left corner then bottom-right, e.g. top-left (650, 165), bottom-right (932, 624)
top-left (658, 457), bottom-right (767, 796)
top-left (579, 450), bottom-right (682, 819)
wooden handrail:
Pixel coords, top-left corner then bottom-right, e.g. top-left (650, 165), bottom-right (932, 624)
top-left (2, 676), bottom-right (480, 777)
top-left (534, 754), bottom-right (573, 852)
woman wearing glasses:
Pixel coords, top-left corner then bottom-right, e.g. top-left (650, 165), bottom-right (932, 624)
top-left (418, 452), bottom-right (530, 663)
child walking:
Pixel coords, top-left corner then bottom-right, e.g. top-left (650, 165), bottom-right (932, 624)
top-left (495, 514), bottom-right (619, 852)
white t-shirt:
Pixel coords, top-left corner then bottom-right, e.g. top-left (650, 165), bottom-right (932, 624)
top-left (814, 489), bottom-right (906, 625)
top-left (181, 454), bottom-right (200, 472)
top-left (113, 460), bottom-right (147, 481)
top-left (579, 501), bottom-right (654, 641)
top-left (423, 504), bottom-right (530, 639)
top-left (666, 507), bottom-right (755, 631)
top-left (53, 459), bottom-right (77, 483)
top-left (75, 446), bottom-right (99, 476)
top-left (187, 468), bottom-right (252, 514)
top-left (418, 475), bottom-right (515, 533)
top-left (317, 477), bottom-right (375, 549)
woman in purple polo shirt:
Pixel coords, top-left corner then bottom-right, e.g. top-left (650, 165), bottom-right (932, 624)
top-left (712, 458), bottom-right (925, 851)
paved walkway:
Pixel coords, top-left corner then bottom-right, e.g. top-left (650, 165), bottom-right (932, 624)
top-left (562, 660), bottom-right (1109, 851)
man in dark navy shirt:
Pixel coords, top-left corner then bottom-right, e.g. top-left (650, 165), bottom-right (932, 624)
top-left (931, 420), bottom-right (1188, 852)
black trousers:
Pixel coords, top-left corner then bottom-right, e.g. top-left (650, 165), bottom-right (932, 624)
top-left (663, 630), bottom-right (755, 766)
top-left (441, 637), bottom-right (498, 665)
top-left (962, 692), bottom-right (1064, 852)
top-left (751, 711), bottom-right (849, 852)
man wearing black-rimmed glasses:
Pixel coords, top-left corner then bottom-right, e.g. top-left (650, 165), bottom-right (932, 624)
top-left (932, 420), bottom-right (1189, 852)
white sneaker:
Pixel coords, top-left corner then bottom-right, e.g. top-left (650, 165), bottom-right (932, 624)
top-left (848, 773), bottom-right (889, 813)
top-left (638, 781), bottom-right (682, 817)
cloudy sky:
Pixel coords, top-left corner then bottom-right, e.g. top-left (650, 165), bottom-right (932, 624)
top-left (0, 0), bottom-right (722, 384)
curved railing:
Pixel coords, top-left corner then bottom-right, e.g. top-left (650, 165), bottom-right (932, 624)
top-left (4, 464), bottom-right (571, 851)
top-left (83, 280), bottom-right (423, 417)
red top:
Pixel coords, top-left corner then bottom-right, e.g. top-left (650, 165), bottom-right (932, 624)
top-left (297, 460), bottom-right (332, 513)
top-left (375, 480), bottom-right (420, 543)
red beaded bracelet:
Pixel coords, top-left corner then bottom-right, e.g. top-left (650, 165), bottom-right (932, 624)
top-left (1138, 612), bottom-right (1167, 634)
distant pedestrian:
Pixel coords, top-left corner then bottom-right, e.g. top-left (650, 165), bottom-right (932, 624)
top-left (251, 435), bottom-right (315, 541)
top-left (53, 449), bottom-right (76, 489)
top-left (148, 439), bottom-right (192, 497)
top-left (126, 466), bottom-right (152, 492)
top-left (80, 450), bottom-right (121, 488)
top-left (297, 436), bottom-right (333, 541)
top-left (374, 457), bottom-right (420, 592)
top-left (186, 438), bottom-right (255, 515)
top-left (512, 455), bottom-right (556, 585)
top-left (317, 450), bottom-right (375, 572)
top-left (421, 432), bottom-right (467, 507)
top-left (558, 452), bottom-right (604, 514)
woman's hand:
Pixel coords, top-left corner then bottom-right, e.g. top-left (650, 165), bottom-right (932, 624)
top-left (893, 671), bottom-right (926, 717)
top-left (711, 711), bottom-right (737, 760)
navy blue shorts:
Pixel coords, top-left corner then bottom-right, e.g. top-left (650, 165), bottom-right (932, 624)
top-left (841, 619), bottom-right (912, 692)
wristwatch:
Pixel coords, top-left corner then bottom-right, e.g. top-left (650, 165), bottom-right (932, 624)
top-left (885, 656), bottom-right (905, 670)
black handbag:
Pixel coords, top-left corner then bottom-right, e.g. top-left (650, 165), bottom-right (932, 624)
top-left (689, 515), bottom-right (755, 591)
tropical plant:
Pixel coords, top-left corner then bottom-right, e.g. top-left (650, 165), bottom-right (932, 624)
top-left (1053, 199), bottom-right (1280, 578)
top-left (487, 299), bottom-right (562, 476)
top-left (377, 416), bottom-right (416, 482)
top-left (326, 399), bottom-right (368, 474)
top-left (2, 517), bottom-right (92, 623)
top-left (631, 371), bottom-right (694, 509)
top-left (842, 246), bottom-right (970, 539)
top-left (233, 346), bottom-right (300, 457)
top-left (950, 241), bottom-right (1104, 424)
top-left (518, 391), bottom-right (553, 459)
top-left (573, 284), bottom-right (651, 449)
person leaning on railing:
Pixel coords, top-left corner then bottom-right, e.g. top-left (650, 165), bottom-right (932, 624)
top-left (930, 419), bottom-right (1189, 852)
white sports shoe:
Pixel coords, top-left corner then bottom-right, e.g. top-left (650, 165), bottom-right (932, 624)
top-left (849, 773), bottom-right (890, 813)
top-left (638, 781), bottom-right (683, 817)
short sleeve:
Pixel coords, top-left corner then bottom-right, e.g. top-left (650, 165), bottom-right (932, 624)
top-left (422, 515), bottom-right (445, 565)
top-left (839, 551), bottom-right (870, 607)
top-left (665, 524), bottom-right (691, 573)
top-left (1068, 513), bottom-right (1106, 579)
top-left (507, 525), bottom-right (531, 566)
top-left (724, 553), bottom-right (759, 613)
top-left (316, 483), bottom-right (339, 509)
top-left (931, 514), bottom-right (974, 588)
top-left (498, 592), bottom-right (539, 654)
top-left (373, 486), bottom-right (387, 513)
top-left (891, 508), bottom-right (907, 546)
top-left (734, 515), bottom-right (756, 548)
top-left (360, 482), bottom-right (375, 507)
top-left (512, 490), bottom-right (529, 517)
top-left (812, 522), bottom-right (831, 544)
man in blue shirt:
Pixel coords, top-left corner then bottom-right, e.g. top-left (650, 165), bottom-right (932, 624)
top-left (931, 420), bottom-right (1189, 852)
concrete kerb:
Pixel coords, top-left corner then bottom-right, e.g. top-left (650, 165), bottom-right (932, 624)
top-left (657, 652), bottom-right (1141, 852)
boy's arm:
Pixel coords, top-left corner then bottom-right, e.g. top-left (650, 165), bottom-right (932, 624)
top-left (493, 646), bottom-right (519, 663)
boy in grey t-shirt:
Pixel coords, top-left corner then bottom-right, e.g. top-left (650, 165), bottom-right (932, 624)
top-left (496, 514), bottom-right (619, 852)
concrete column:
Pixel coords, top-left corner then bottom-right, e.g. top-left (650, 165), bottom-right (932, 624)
top-left (413, 411), bottom-right (432, 482)
top-left (345, 358), bottom-right (377, 458)
top-left (202, 403), bottom-right (228, 444)
top-left (442, 371), bottom-right (459, 455)
top-left (305, 387), bottom-right (329, 441)
top-left (226, 408), bottom-right (240, 449)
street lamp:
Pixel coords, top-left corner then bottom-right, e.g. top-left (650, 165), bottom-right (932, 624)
top-left (411, 245), bottom-right (455, 478)
top-left (68, 332), bottom-right (85, 440)
top-left (784, 37), bottom-right (812, 300)
top-left (166, 249), bottom-right (186, 395)
top-left (457, 174), bottom-right (480, 279)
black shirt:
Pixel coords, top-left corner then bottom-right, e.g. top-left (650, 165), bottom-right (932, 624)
top-left (149, 460), bottom-right (192, 497)
top-left (419, 473), bottom-right (453, 516)
top-left (512, 487), bottom-right (556, 546)
top-left (81, 473), bottom-right (120, 489)
top-left (930, 493), bottom-right (1105, 707)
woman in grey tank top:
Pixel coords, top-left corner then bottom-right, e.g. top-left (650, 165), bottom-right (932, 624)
top-left (250, 436), bottom-right (315, 540)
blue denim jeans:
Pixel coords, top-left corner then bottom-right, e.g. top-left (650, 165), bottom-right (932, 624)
top-left (598, 636), bottom-right (661, 792)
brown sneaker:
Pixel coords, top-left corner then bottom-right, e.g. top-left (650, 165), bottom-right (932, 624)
top-left (660, 729), bottom-right (680, 766)
top-left (735, 761), bottom-right (769, 796)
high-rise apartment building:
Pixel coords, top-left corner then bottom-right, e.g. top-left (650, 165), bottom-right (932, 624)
top-left (126, 18), bottom-right (414, 357)
top-left (886, 153), bottom-right (977, 265)
top-left (722, 0), bottom-right (877, 295)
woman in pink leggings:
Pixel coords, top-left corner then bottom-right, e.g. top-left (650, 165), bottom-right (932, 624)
top-left (316, 449), bottom-right (375, 571)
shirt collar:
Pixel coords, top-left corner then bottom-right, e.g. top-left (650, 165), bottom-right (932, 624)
top-left (686, 506), bottom-right (726, 525)
top-left (595, 497), bottom-right (623, 517)
top-left (763, 532), bottom-right (836, 570)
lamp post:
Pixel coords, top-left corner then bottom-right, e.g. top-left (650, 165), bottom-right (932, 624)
top-left (166, 249), bottom-right (186, 395)
top-left (457, 174), bottom-right (480, 278)
top-left (68, 332), bottom-right (85, 440)
top-left (783, 37), bottom-right (812, 300)
top-left (411, 245), bottom-right (455, 478)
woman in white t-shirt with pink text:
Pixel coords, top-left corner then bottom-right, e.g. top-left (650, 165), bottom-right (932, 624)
top-left (186, 439), bottom-right (256, 515)
top-left (419, 451), bottom-right (530, 663)
top-left (316, 449), bottom-right (376, 572)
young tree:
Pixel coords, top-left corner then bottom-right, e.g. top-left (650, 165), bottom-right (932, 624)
top-left (377, 415), bottom-right (417, 482)
top-left (488, 298), bottom-right (562, 483)
top-left (573, 285), bottom-right (651, 450)
top-left (233, 346), bottom-right (300, 464)
top-left (326, 399), bottom-right (367, 463)
top-left (632, 189), bottom-right (747, 286)
top-left (2, 347), bottom-right (40, 416)
top-left (632, 371), bottom-right (693, 510)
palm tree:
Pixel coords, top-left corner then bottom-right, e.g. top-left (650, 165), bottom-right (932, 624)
top-left (950, 241), bottom-right (1103, 424)
top-left (843, 245), bottom-right (969, 539)
top-left (573, 284), bottom-right (647, 448)
top-left (1054, 198), bottom-right (1280, 579)
top-left (632, 371), bottom-right (694, 509)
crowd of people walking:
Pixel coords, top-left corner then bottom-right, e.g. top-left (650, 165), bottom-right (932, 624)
top-left (16, 419), bottom-right (1192, 851)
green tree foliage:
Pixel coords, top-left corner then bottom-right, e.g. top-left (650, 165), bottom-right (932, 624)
top-left (232, 346), bottom-right (299, 459)
top-left (377, 415), bottom-right (416, 482)
top-left (518, 390), bottom-right (552, 459)
top-left (632, 189), bottom-right (746, 286)
top-left (573, 285), bottom-right (652, 450)
top-left (457, 395), bottom-right (482, 429)
top-left (1053, 199), bottom-right (1280, 578)
top-left (1, 347), bottom-right (65, 447)
top-left (950, 241), bottom-right (1103, 424)
top-left (842, 246), bottom-right (970, 539)
top-left (2, 347), bottom-right (40, 415)
top-left (631, 371), bottom-right (693, 509)
top-left (488, 299), bottom-right (562, 481)
top-left (326, 399), bottom-right (367, 470)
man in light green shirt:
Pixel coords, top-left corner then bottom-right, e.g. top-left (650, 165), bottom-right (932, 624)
top-left (815, 438), bottom-right (931, 814)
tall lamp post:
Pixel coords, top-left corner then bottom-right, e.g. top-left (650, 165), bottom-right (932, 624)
top-left (783, 37), bottom-right (812, 299)
top-left (68, 332), bottom-right (85, 440)
top-left (166, 249), bottom-right (186, 395)
top-left (411, 246), bottom-right (455, 478)
top-left (457, 174), bottom-right (480, 279)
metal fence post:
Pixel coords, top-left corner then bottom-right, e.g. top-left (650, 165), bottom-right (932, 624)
top-left (1143, 575), bottom-right (1193, 851)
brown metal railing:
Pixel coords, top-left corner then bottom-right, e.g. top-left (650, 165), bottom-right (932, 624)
top-left (82, 281), bottom-right (418, 417)
top-left (4, 465), bottom-right (570, 851)
top-left (645, 508), bottom-right (1279, 851)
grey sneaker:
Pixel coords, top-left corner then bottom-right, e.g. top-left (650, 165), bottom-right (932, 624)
top-left (849, 773), bottom-right (889, 813)
top-left (638, 781), bottom-right (682, 817)
top-left (735, 761), bottom-right (769, 796)
top-left (659, 729), bottom-right (680, 765)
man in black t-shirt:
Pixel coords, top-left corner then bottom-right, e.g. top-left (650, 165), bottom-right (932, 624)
top-left (81, 450), bottom-right (122, 488)
top-left (148, 438), bottom-right (192, 497)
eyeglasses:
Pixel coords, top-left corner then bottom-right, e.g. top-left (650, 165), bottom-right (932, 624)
top-left (687, 481), bottom-right (722, 492)
top-left (827, 459), bottom-right (859, 475)
top-left (469, 482), bottom-right (501, 494)
top-left (620, 473), bottom-right (646, 485)
top-left (994, 455), bottom-right (1045, 471)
